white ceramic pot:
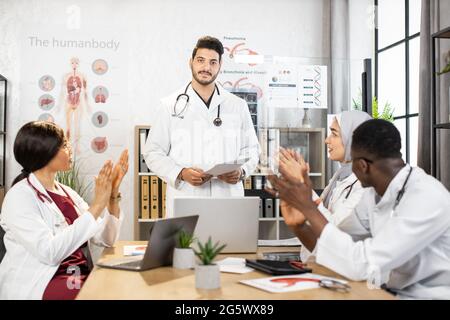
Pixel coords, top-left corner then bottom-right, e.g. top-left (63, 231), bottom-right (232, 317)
top-left (172, 248), bottom-right (195, 269)
top-left (195, 264), bottom-right (221, 289)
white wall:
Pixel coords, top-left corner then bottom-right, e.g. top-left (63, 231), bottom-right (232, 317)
top-left (0, 0), bottom-right (373, 240)
top-left (348, 0), bottom-right (375, 105)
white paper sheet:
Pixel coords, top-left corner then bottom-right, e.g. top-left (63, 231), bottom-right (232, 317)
top-left (216, 257), bottom-right (254, 274)
top-left (240, 274), bottom-right (348, 293)
top-left (204, 158), bottom-right (249, 176)
top-left (123, 245), bottom-right (147, 256)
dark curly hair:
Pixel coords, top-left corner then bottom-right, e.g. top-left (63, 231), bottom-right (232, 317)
top-left (192, 36), bottom-right (224, 61)
top-left (352, 119), bottom-right (402, 160)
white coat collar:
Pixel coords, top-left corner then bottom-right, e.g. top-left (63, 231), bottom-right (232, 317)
top-left (27, 173), bottom-right (76, 220)
top-left (186, 82), bottom-right (227, 114)
top-left (376, 164), bottom-right (412, 208)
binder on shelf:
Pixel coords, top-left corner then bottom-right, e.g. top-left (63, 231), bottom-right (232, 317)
top-left (259, 198), bottom-right (264, 218)
top-left (139, 129), bottom-right (150, 173)
top-left (253, 176), bottom-right (263, 190)
top-left (150, 176), bottom-right (160, 219)
top-left (161, 180), bottom-right (167, 218)
top-left (265, 198), bottom-right (274, 218)
top-left (275, 199), bottom-right (280, 219)
top-left (140, 176), bottom-right (150, 219)
top-left (244, 177), bottom-right (252, 189)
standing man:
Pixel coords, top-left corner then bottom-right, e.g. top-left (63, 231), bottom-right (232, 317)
top-left (143, 36), bottom-right (260, 216)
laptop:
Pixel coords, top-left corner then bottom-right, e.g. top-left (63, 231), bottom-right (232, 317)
top-left (96, 215), bottom-right (198, 271)
top-left (173, 197), bottom-right (260, 253)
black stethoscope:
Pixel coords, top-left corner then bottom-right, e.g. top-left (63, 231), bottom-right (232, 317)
top-left (342, 179), bottom-right (359, 199)
top-left (350, 166), bottom-right (414, 233)
top-left (391, 166), bottom-right (413, 214)
top-left (172, 82), bottom-right (223, 127)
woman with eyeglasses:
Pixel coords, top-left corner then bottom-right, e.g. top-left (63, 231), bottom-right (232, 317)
top-left (0, 121), bottom-right (128, 299)
top-left (277, 110), bottom-right (371, 261)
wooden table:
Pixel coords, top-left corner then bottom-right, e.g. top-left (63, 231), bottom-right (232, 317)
top-left (77, 241), bottom-right (395, 300)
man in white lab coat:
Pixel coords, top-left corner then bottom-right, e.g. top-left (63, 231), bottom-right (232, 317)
top-left (267, 119), bottom-right (450, 299)
top-left (143, 36), bottom-right (260, 216)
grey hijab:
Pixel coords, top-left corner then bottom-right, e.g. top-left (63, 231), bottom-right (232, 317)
top-left (321, 110), bottom-right (372, 208)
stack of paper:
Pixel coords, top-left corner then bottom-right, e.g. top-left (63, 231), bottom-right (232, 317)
top-left (258, 237), bottom-right (301, 247)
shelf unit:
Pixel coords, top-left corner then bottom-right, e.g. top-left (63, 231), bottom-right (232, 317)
top-left (245, 127), bottom-right (326, 241)
top-left (134, 125), bottom-right (168, 240)
top-left (133, 125), bottom-right (326, 242)
top-left (0, 74), bottom-right (7, 208)
top-left (431, 26), bottom-right (450, 178)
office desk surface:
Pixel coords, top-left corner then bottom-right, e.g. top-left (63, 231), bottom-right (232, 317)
top-left (77, 241), bottom-right (395, 300)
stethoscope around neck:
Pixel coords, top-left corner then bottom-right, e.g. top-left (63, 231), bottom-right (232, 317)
top-left (171, 82), bottom-right (223, 127)
top-left (26, 176), bottom-right (76, 207)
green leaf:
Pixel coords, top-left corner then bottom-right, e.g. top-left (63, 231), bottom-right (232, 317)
top-left (55, 156), bottom-right (92, 201)
top-left (194, 236), bottom-right (227, 265)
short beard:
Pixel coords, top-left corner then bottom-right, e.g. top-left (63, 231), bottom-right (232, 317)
top-left (191, 70), bottom-right (219, 86)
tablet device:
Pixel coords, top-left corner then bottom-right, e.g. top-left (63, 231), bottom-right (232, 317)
top-left (245, 259), bottom-right (312, 275)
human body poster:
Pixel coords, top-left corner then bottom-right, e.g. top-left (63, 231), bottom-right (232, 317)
top-left (19, 26), bottom-right (128, 177)
top-left (219, 35), bottom-right (266, 101)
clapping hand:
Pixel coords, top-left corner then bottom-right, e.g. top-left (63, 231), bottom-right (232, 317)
top-left (278, 147), bottom-right (308, 183)
top-left (111, 149), bottom-right (129, 191)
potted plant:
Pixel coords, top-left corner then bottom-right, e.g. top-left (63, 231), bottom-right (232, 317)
top-left (194, 237), bottom-right (226, 289)
top-left (56, 157), bottom-right (92, 202)
top-left (172, 230), bottom-right (196, 269)
top-left (437, 50), bottom-right (450, 75)
top-left (352, 90), bottom-right (394, 122)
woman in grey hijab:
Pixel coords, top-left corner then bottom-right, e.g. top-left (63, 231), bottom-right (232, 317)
top-left (278, 110), bottom-right (372, 260)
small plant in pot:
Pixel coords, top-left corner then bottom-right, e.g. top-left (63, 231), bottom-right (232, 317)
top-left (172, 230), bottom-right (196, 269)
top-left (194, 237), bottom-right (226, 290)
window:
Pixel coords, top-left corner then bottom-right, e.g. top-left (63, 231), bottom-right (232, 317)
top-left (375, 0), bottom-right (421, 166)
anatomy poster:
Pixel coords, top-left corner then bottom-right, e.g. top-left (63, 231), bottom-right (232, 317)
top-left (218, 36), bottom-right (266, 101)
top-left (19, 26), bottom-right (128, 176)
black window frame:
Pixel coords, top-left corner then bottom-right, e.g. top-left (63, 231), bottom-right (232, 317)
top-left (375, 0), bottom-right (420, 164)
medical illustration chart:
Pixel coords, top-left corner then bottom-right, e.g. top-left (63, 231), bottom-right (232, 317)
top-left (219, 36), bottom-right (266, 102)
top-left (20, 26), bottom-right (128, 176)
top-left (266, 63), bottom-right (298, 109)
top-left (298, 65), bottom-right (327, 109)
top-left (266, 61), bottom-right (327, 109)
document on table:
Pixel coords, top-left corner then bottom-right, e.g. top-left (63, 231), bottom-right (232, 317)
top-left (123, 245), bottom-right (147, 256)
top-left (216, 257), bottom-right (254, 274)
top-left (240, 274), bottom-right (348, 293)
top-left (205, 158), bottom-right (250, 177)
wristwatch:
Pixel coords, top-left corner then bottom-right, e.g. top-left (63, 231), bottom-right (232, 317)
top-left (239, 169), bottom-right (246, 181)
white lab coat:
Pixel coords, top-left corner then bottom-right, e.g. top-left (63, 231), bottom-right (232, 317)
top-left (0, 173), bottom-right (123, 300)
top-left (143, 83), bottom-right (260, 216)
top-left (301, 173), bottom-right (366, 261)
top-left (315, 165), bottom-right (450, 299)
